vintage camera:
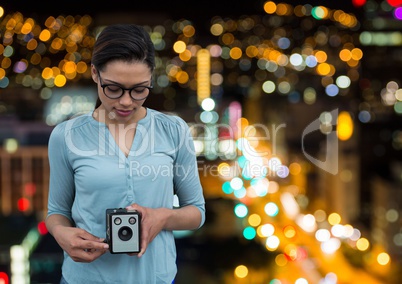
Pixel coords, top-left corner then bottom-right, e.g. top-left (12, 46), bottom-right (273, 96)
top-left (106, 208), bottom-right (141, 254)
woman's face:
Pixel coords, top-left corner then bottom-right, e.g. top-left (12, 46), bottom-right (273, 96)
top-left (91, 60), bottom-right (152, 125)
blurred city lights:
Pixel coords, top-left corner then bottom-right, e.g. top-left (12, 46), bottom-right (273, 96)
top-left (243, 226), bottom-right (257, 240)
top-left (377, 252), bottom-right (390, 265)
top-left (337, 111), bottom-right (353, 141)
top-left (265, 235), bottom-right (280, 251)
top-left (37, 221), bottom-right (48, 235)
top-left (234, 265), bottom-right (248, 279)
top-left (258, 223), bottom-right (275, 237)
top-left (0, 1), bottom-right (400, 283)
top-left (201, 98), bottom-right (215, 111)
top-left (0, 272), bottom-right (9, 284)
top-left (17, 198), bottom-right (30, 212)
top-left (264, 202), bottom-right (279, 217)
top-left (234, 203), bottom-right (248, 218)
top-left (4, 138), bottom-right (18, 153)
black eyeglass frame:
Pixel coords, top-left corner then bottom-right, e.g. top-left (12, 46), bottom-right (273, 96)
top-left (97, 70), bottom-right (153, 101)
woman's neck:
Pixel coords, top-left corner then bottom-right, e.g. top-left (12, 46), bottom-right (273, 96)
top-left (93, 106), bottom-right (146, 128)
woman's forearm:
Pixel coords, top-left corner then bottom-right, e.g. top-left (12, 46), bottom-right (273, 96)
top-left (45, 214), bottom-right (74, 237)
top-left (161, 205), bottom-right (202, 231)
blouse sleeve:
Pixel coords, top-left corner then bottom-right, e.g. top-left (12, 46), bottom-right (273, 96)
top-left (46, 122), bottom-right (75, 223)
top-left (172, 117), bottom-right (206, 228)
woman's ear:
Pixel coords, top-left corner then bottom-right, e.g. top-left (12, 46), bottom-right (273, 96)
top-left (91, 64), bottom-right (98, 83)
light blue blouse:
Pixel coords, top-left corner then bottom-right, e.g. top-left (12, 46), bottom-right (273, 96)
top-left (47, 108), bottom-right (205, 284)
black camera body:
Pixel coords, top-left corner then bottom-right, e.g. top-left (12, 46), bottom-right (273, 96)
top-left (106, 208), bottom-right (141, 254)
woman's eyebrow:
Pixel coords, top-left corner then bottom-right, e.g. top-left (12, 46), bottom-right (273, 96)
top-left (102, 78), bottom-right (150, 86)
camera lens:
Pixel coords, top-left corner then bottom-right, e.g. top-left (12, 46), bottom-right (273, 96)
top-left (129, 217), bottom-right (136, 225)
top-left (118, 226), bottom-right (133, 241)
top-left (114, 217), bottom-right (122, 225)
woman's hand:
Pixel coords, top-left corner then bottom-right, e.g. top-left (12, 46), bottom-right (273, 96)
top-left (125, 203), bottom-right (201, 257)
top-left (125, 204), bottom-right (169, 257)
top-left (52, 225), bottom-right (109, 262)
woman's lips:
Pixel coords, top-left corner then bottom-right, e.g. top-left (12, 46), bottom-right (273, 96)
top-left (115, 109), bottom-right (133, 117)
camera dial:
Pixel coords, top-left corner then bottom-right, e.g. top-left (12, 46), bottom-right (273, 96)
top-left (118, 226), bottom-right (133, 241)
top-left (129, 217), bottom-right (136, 225)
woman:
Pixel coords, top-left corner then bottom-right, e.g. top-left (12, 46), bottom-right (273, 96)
top-left (46, 24), bottom-right (206, 284)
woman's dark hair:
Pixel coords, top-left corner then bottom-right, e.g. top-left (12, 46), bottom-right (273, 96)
top-left (92, 24), bottom-right (155, 108)
top-left (92, 24), bottom-right (155, 71)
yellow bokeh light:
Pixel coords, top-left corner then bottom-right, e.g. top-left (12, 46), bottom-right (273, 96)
top-left (197, 49), bottom-right (211, 104)
top-left (289, 162), bottom-right (301, 175)
top-left (2, 57), bottom-right (12, 69)
top-left (0, 68), bottom-right (5, 79)
top-left (222, 33), bottom-right (235, 45)
top-left (234, 265), bottom-right (248, 279)
top-left (236, 117), bottom-right (249, 134)
top-left (328, 213), bottom-right (341, 225)
top-left (317, 6), bottom-right (329, 18)
top-left (179, 49), bottom-right (192, 62)
top-left (314, 209), bottom-right (327, 222)
top-left (337, 111), bottom-right (353, 141)
top-left (182, 25), bottom-right (195, 37)
top-left (76, 61), bottom-right (88, 74)
top-left (39, 29), bottom-right (52, 42)
top-left (210, 23), bottom-right (224, 36)
top-left (248, 214), bottom-right (261, 227)
top-left (54, 74), bottom-right (67, 87)
top-left (173, 40), bottom-right (187, 54)
top-left (268, 50), bottom-right (281, 61)
top-left (246, 45), bottom-right (258, 58)
top-left (229, 47), bottom-right (243, 59)
top-left (284, 244), bottom-right (298, 260)
top-left (64, 61), bottom-right (77, 73)
top-left (315, 50), bottom-right (327, 63)
top-left (66, 42), bottom-right (78, 53)
top-left (4, 138), bottom-right (18, 153)
top-left (395, 89), bottom-right (402, 101)
top-left (176, 70), bottom-right (189, 84)
top-left (276, 3), bottom-right (291, 16)
top-left (65, 72), bottom-right (76, 80)
top-left (347, 59), bottom-right (359, 67)
top-left (45, 16), bottom-right (56, 28)
top-left (275, 254), bottom-right (288, 266)
top-left (42, 67), bottom-right (53, 80)
top-left (339, 49), bottom-right (352, 61)
top-left (351, 48), bottom-right (363, 60)
top-left (218, 162), bottom-right (230, 177)
top-left (51, 38), bottom-right (63, 50)
top-left (377, 252), bottom-right (390, 266)
top-left (27, 39), bottom-right (38, 50)
top-left (316, 63), bottom-right (331, 76)
top-left (356, 237), bottom-right (370, 251)
top-left (340, 169), bottom-right (353, 183)
top-left (30, 53), bottom-right (41, 65)
top-left (339, 13), bottom-right (357, 28)
top-left (264, 1), bottom-right (277, 14)
top-left (21, 22), bottom-right (33, 35)
top-left (52, 67), bottom-right (61, 76)
top-left (283, 225), bottom-right (297, 238)
top-left (0, 7), bottom-right (4, 17)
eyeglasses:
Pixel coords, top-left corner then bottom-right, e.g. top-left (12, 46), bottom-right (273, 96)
top-left (97, 71), bottom-right (153, 101)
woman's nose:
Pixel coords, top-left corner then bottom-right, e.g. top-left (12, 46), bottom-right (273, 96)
top-left (119, 90), bottom-right (133, 105)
